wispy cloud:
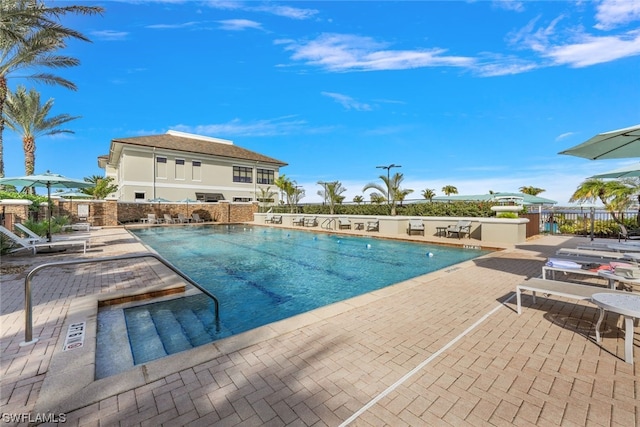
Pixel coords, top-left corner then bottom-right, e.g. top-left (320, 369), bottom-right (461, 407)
top-left (545, 30), bottom-right (640, 67)
top-left (492, 0), bottom-right (525, 13)
top-left (280, 33), bottom-right (475, 72)
top-left (595, 0), bottom-right (640, 30)
top-left (321, 92), bottom-right (372, 111)
top-left (555, 131), bottom-right (576, 141)
top-left (204, 1), bottom-right (318, 20)
top-left (145, 21), bottom-right (203, 30)
top-left (90, 30), bottom-right (129, 41)
top-left (172, 116), bottom-right (308, 137)
top-left (217, 19), bottom-right (263, 31)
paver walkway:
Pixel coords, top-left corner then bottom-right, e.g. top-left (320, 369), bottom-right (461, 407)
top-left (1, 226), bottom-right (638, 426)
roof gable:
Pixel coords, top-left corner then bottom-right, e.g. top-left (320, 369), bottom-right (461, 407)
top-left (109, 131), bottom-right (287, 166)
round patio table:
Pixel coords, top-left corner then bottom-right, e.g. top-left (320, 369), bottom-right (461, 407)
top-left (591, 292), bottom-right (640, 364)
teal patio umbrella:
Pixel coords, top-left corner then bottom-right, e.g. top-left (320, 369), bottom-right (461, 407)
top-left (559, 124), bottom-right (640, 160)
top-left (177, 197), bottom-right (199, 217)
top-left (0, 172), bottom-right (91, 241)
top-left (591, 163), bottom-right (640, 179)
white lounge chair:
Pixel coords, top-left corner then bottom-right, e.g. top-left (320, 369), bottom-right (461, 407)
top-left (292, 216), bottom-right (304, 226)
top-left (176, 213), bottom-right (190, 223)
top-left (407, 219), bottom-right (424, 236)
top-left (0, 225), bottom-right (87, 255)
top-left (191, 213), bottom-right (205, 223)
top-left (338, 217), bottom-right (351, 230)
top-left (304, 217), bottom-right (318, 227)
top-left (366, 220), bottom-right (379, 232)
top-left (14, 223), bottom-right (45, 243)
top-left (163, 214), bottom-right (175, 224)
top-left (447, 220), bottom-right (471, 239)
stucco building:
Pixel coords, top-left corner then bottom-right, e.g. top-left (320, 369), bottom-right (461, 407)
top-left (98, 130), bottom-right (287, 202)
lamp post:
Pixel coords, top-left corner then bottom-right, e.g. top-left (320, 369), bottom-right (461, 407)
top-left (376, 164), bottom-right (402, 204)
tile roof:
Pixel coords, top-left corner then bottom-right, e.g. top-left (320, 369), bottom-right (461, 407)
top-left (109, 133), bottom-right (287, 166)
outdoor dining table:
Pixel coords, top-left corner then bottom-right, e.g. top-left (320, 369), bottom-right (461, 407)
top-left (592, 292), bottom-right (640, 364)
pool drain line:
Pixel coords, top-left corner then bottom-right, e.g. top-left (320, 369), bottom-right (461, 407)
top-left (339, 295), bottom-right (514, 426)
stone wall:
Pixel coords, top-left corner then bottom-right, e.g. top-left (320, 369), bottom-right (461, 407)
top-left (49, 200), bottom-right (259, 226)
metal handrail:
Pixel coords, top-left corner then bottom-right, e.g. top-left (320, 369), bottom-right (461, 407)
top-left (21, 253), bottom-right (220, 345)
top-left (321, 218), bottom-right (336, 230)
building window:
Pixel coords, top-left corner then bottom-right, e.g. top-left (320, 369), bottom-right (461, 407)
top-left (233, 197), bottom-right (252, 202)
top-left (192, 160), bottom-right (201, 181)
top-left (233, 166), bottom-right (252, 183)
top-left (175, 158), bottom-right (185, 180)
top-left (257, 168), bottom-right (274, 185)
top-left (156, 156), bottom-right (167, 179)
top-left (134, 192), bottom-right (145, 200)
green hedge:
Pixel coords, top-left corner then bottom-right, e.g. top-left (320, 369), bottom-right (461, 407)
top-left (271, 201), bottom-right (495, 217)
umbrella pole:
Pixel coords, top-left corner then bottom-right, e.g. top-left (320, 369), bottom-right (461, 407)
top-left (47, 183), bottom-right (52, 242)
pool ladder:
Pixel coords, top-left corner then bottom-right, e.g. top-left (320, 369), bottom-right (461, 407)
top-left (321, 218), bottom-right (336, 230)
top-left (20, 253), bottom-right (220, 345)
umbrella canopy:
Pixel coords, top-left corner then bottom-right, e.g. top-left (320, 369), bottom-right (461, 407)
top-left (590, 163), bottom-right (640, 179)
top-left (56, 191), bottom-right (94, 199)
top-left (147, 197), bottom-right (171, 203)
top-left (0, 172), bottom-right (92, 241)
top-left (559, 124), bottom-right (640, 160)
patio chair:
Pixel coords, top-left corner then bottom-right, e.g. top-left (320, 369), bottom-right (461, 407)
top-left (14, 223), bottom-right (45, 243)
top-left (304, 217), bottom-right (318, 227)
top-left (265, 212), bottom-right (275, 223)
top-left (366, 220), bottom-right (379, 232)
top-left (292, 216), bottom-right (304, 226)
top-left (338, 217), bottom-right (351, 230)
top-left (163, 214), bottom-right (175, 224)
top-left (618, 224), bottom-right (640, 242)
top-left (407, 219), bottom-right (425, 236)
top-left (191, 213), bottom-right (205, 223)
top-left (0, 225), bottom-right (87, 255)
top-left (141, 213), bottom-right (159, 224)
top-left (271, 215), bottom-right (282, 224)
top-left (447, 220), bottom-right (472, 239)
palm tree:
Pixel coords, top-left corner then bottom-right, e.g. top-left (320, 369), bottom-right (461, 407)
top-left (421, 188), bottom-right (436, 201)
top-left (274, 174), bottom-right (289, 206)
top-left (519, 186), bottom-right (546, 196)
top-left (441, 185), bottom-right (458, 197)
top-left (256, 186), bottom-right (276, 213)
top-left (324, 181), bottom-right (346, 215)
top-left (0, 0), bottom-right (103, 178)
top-left (363, 172), bottom-right (412, 215)
top-left (81, 175), bottom-right (117, 199)
top-left (4, 85), bottom-right (79, 176)
top-left (570, 178), bottom-right (632, 223)
top-left (352, 195), bottom-right (364, 205)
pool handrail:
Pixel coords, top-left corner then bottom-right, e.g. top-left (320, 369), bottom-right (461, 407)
top-left (20, 252), bottom-right (220, 345)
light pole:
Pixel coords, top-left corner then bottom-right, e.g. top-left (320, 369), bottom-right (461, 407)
top-left (376, 164), bottom-right (402, 204)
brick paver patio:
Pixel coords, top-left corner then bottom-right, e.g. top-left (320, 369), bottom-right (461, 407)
top-left (1, 225), bottom-right (638, 426)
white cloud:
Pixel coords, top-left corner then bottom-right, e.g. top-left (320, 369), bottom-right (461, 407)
top-left (172, 117), bottom-right (308, 137)
top-left (321, 92), bottom-right (372, 111)
top-left (595, 0), bottom-right (640, 30)
top-left (145, 21), bottom-right (203, 30)
top-left (545, 30), bottom-right (640, 67)
top-left (493, 0), bottom-right (525, 13)
top-left (217, 19), bottom-right (263, 31)
top-left (555, 132), bottom-right (576, 141)
top-left (90, 30), bottom-right (129, 41)
top-left (281, 33), bottom-right (475, 72)
top-left (204, 1), bottom-right (318, 20)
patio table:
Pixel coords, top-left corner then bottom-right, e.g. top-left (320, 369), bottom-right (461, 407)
top-left (592, 292), bottom-right (640, 364)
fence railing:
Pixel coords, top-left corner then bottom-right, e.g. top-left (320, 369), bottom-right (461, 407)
top-left (541, 209), bottom-right (639, 238)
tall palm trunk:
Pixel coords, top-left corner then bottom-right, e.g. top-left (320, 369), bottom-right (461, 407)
top-left (23, 134), bottom-right (35, 175)
top-left (0, 75), bottom-right (7, 179)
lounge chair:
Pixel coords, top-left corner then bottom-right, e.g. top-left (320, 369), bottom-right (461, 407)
top-left (175, 213), bottom-right (190, 223)
top-left (556, 248), bottom-right (635, 261)
top-left (265, 212), bottom-right (274, 223)
top-left (191, 213), bottom-right (205, 223)
top-left (447, 220), bottom-right (471, 239)
top-left (338, 217), bottom-right (351, 230)
top-left (271, 215), bottom-right (282, 224)
top-left (292, 216), bottom-right (304, 226)
top-left (407, 219), bottom-right (424, 236)
top-left (14, 223), bottom-right (45, 243)
top-left (163, 214), bottom-right (175, 224)
top-left (618, 224), bottom-right (640, 242)
top-left (0, 225), bottom-right (87, 255)
top-left (304, 217), bottom-right (318, 227)
top-left (141, 213), bottom-right (159, 224)
top-left (366, 220), bottom-right (379, 232)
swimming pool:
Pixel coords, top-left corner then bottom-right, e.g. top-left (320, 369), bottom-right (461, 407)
top-left (100, 225), bottom-right (490, 370)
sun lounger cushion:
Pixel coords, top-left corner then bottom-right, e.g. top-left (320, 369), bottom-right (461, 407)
top-left (545, 258), bottom-right (582, 269)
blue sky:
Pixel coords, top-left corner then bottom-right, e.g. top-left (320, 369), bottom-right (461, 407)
top-left (4, 0), bottom-right (640, 205)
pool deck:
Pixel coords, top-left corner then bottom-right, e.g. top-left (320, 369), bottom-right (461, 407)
top-left (1, 224), bottom-right (638, 426)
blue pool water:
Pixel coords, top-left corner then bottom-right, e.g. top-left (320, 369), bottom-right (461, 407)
top-left (104, 225), bottom-right (489, 368)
